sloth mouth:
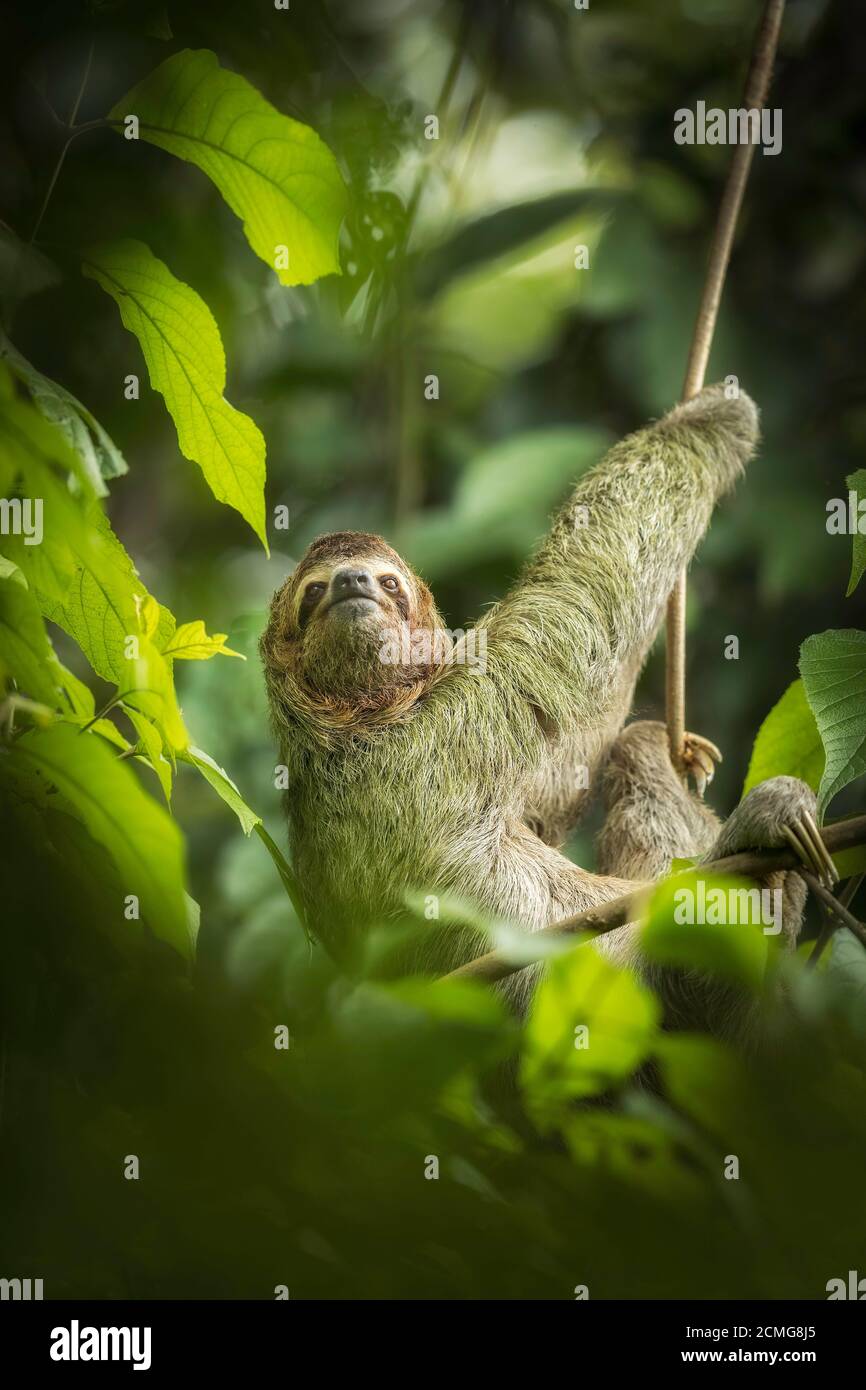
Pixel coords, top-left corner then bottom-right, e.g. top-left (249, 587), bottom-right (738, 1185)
top-left (326, 594), bottom-right (381, 616)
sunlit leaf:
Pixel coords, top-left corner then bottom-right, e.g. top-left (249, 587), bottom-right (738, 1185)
top-left (163, 620), bottom-right (244, 660)
top-left (743, 678), bottom-right (824, 797)
top-left (520, 945), bottom-right (659, 1122)
top-left (38, 508), bottom-right (175, 686)
top-left (83, 239), bottom-right (268, 548)
top-left (118, 634), bottom-right (188, 753)
top-left (0, 570), bottom-right (93, 715)
top-left (125, 706), bottom-right (172, 802)
top-left (109, 49), bottom-right (346, 286)
top-left (0, 571), bottom-right (69, 707)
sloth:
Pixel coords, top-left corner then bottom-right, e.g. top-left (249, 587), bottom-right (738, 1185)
top-left (261, 385), bottom-right (836, 1039)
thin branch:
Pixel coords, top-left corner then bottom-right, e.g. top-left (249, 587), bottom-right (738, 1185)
top-left (808, 872), bottom-right (864, 967)
top-left (801, 871), bottom-right (866, 952)
top-left (666, 0), bottom-right (787, 772)
top-left (28, 39), bottom-right (95, 247)
top-left (441, 814), bottom-right (866, 985)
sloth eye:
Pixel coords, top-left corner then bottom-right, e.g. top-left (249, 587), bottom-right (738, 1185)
top-left (305, 582), bottom-right (326, 599)
top-left (380, 575), bottom-right (399, 592)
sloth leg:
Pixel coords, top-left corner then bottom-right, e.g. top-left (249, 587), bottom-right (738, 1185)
top-left (595, 720), bottom-right (721, 881)
top-left (590, 722), bottom-right (838, 1042)
top-left (597, 721), bottom-right (833, 935)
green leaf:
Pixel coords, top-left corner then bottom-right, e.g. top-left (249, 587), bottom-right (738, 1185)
top-left (0, 571), bottom-right (67, 707)
top-left (162, 620), bottom-right (244, 660)
top-left (415, 189), bottom-right (618, 299)
top-left (179, 746), bottom-right (260, 834)
top-left (0, 570), bottom-right (93, 715)
top-left (254, 823), bottom-right (306, 925)
top-left (655, 1033), bottom-right (752, 1139)
top-left (0, 329), bottom-right (127, 495)
top-left (118, 633), bottom-right (188, 753)
top-left (125, 707), bottom-right (172, 803)
top-left (0, 555), bottom-right (24, 584)
top-left (520, 945), bottom-right (659, 1123)
top-left (109, 49), bottom-right (346, 286)
top-left (7, 723), bottom-right (191, 955)
top-left (89, 717), bottom-right (131, 752)
top-left (641, 873), bottom-right (770, 993)
top-left (846, 469), bottom-right (866, 596)
top-left (800, 630), bottom-right (866, 818)
top-left (0, 365), bottom-right (95, 522)
top-left (83, 239), bottom-right (268, 548)
top-left (37, 508), bottom-right (175, 686)
top-left (743, 679), bottom-right (825, 797)
top-left (178, 746), bottom-right (306, 924)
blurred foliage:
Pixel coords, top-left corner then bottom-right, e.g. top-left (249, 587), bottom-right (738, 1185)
top-left (1, 0), bottom-right (866, 1298)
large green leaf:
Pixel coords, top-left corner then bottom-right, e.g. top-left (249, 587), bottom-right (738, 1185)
top-left (520, 945), bottom-right (659, 1124)
top-left (641, 873), bottom-right (770, 993)
top-left (118, 636), bottom-right (188, 753)
top-left (109, 49), bottom-right (346, 286)
top-left (0, 570), bottom-right (70, 708)
top-left (800, 630), bottom-right (866, 818)
top-left (162, 620), bottom-right (243, 660)
top-left (37, 507), bottom-right (174, 686)
top-left (0, 369), bottom-right (104, 602)
top-left (8, 723), bottom-right (191, 955)
top-left (83, 240), bottom-right (267, 548)
top-left (743, 678), bottom-right (825, 797)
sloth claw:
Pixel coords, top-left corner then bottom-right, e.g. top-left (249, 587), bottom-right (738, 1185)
top-left (682, 731), bottom-right (722, 799)
top-left (782, 813), bottom-right (838, 891)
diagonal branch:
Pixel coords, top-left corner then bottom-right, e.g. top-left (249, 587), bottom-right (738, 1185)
top-left (442, 814), bottom-right (866, 985)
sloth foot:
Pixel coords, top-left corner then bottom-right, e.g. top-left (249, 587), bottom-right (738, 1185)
top-left (681, 731), bottom-right (722, 799)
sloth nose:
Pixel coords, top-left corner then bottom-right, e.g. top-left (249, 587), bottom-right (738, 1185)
top-left (332, 567), bottom-right (374, 598)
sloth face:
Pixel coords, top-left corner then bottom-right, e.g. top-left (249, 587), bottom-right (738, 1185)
top-left (262, 531), bottom-right (448, 709)
top-left (295, 555), bottom-right (412, 634)
top-left (294, 554), bottom-right (419, 700)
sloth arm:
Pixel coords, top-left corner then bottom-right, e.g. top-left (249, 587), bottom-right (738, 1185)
top-left (472, 385), bottom-right (759, 835)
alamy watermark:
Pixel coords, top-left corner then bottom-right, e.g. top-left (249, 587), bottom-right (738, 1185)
top-left (0, 1277), bottom-right (43, 1299)
top-left (673, 882), bottom-right (783, 936)
top-left (674, 101), bottom-right (782, 157)
top-left (50, 1320), bottom-right (151, 1371)
top-left (378, 626), bottom-right (488, 674)
top-left (0, 497), bottom-right (42, 545)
